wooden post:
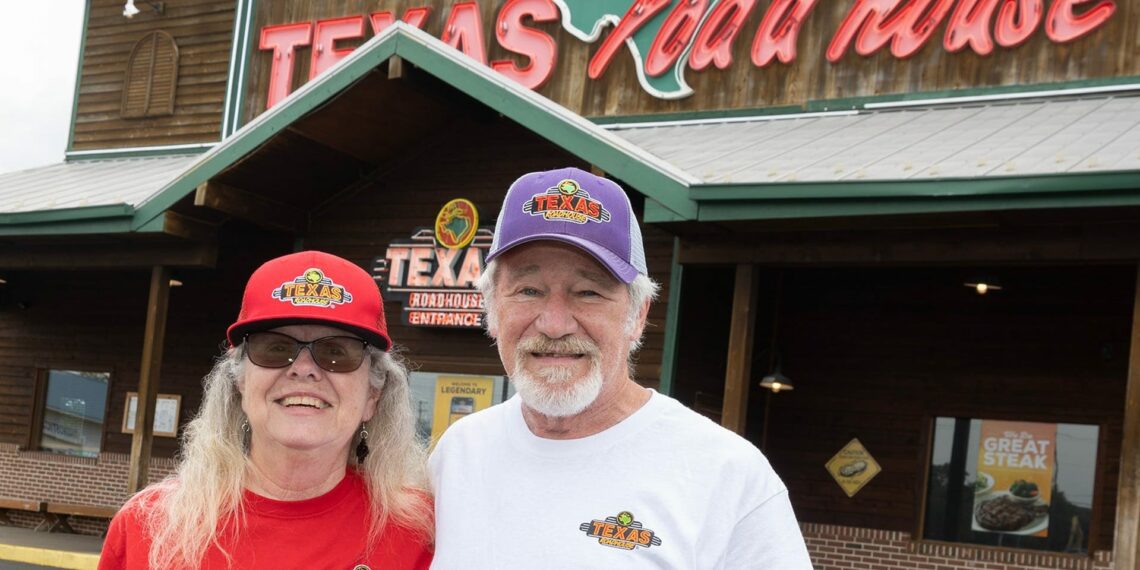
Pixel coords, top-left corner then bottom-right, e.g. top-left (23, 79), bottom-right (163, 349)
top-left (721, 264), bottom-right (757, 435)
top-left (1114, 262), bottom-right (1140, 568)
top-left (128, 266), bottom-right (171, 494)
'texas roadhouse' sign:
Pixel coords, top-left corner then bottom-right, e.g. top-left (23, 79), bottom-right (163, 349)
top-left (259, 0), bottom-right (1116, 103)
top-left (372, 199), bottom-right (489, 329)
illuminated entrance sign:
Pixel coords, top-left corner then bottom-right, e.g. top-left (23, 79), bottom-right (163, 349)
top-left (372, 200), bottom-right (489, 329)
top-left (260, 0), bottom-right (1116, 104)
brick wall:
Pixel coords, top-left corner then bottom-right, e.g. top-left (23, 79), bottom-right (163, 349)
top-left (0, 443), bottom-right (177, 535)
top-left (804, 523), bottom-right (1114, 570)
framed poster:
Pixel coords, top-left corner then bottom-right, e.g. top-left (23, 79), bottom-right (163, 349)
top-left (121, 392), bottom-right (181, 438)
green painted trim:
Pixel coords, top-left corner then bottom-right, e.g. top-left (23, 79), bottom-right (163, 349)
top-left (696, 190), bottom-right (1140, 222)
top-left (0, 204), bottom-right (141, 236)
top-left (657, 237), bottom-right (683, 397)
top-left (592, 105), bottom-right (805, 126)
top-left (690, 172), bottom-right (1140, 201)
top-left (644, 198), bottom-right (690, 223)
top-left (0, 204), bottom-right (132, 225)
top-left (132, 25), bottom-right (700, 231)
top-left (66, 146), bottom-right (213, 161)
top-left (65, 1), bottom-right (91, 153)
top-left (223, 0), bottom-right (258, 137)
top-left (589, 75), bottom-right (1140, 125)
top-left (804, 75), bottom-right (1140, 113)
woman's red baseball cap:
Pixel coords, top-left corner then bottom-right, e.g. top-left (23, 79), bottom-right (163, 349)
top-left (226, 251), bottom-right (391, 350)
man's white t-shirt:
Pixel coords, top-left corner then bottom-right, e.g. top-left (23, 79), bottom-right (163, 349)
top-left (429, 390), bottom-right (813, 569)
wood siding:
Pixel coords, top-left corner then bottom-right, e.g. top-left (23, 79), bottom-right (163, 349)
top-left (0, 227), bottom-right (288, 456)
top-left (242, 0), bottom-right (1138, 121)
top-left (71, 0), bottom-right (234, 151)
top-left (672, 265), bottom-right (1131, 550)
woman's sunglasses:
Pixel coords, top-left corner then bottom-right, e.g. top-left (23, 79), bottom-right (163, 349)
top-left (243, 331), bottom-right (368, 373)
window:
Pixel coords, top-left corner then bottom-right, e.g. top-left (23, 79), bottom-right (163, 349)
top-left (121, 31), bottom-right (179, 118)
top-left (407, 372), bottom-right (510, 443)
top-left (923, 417), bottom-right (1098, 554)
top-left (35, 370), bottom-right (110, 458)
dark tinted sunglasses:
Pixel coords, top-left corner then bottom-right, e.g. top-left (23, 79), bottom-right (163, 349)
top-left (244, 331), bottom-right (368, 373)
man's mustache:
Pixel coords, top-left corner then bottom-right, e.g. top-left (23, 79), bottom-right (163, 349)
top-left (517, 335), bottom-right (600, 358)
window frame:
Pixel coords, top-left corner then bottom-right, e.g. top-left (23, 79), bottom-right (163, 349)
top-left (915, 410), bottom-right (1109, 558)
top-left (29, 366), bottom-right (115, 458)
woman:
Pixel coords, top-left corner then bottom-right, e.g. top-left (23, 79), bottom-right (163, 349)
top-left (100, 251), bottom-right (433, 569)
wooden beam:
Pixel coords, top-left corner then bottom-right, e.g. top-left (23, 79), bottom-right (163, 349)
top-left (194, 181), bottom-right (307, 233)
top-left (161, 210), bottom-right (218, 242)
top-left (387, 55), bottom-right (404, 79)
top-left (721, 264), bottom-right (757, 435)
top-left (128, 266), bottom-right (171, 494)
top-left (0, 241), bottom-right (216, 269)
top-left (1114, 261), bottom-right (1140, 568)
top-left (678, 224), bottom-right (1140, 265)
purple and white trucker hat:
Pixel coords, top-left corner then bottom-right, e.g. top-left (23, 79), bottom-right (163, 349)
top-left (484, 167), bottom-right (647, 284)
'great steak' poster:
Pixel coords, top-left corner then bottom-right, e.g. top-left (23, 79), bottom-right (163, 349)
top-left (971, 420), bottom-right (1055, 537)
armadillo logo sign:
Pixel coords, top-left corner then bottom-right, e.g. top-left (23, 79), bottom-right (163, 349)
top-left (435, 198), bottom-right (480, 249)
top-left (373, 201), bottom-right (490, 329)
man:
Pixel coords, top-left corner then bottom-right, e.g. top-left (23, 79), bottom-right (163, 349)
top-left (430, 167), bottom-right (812, 568)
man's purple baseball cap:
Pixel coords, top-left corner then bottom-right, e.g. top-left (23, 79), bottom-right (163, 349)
top-left (485, 167), bottom-right (647, 283)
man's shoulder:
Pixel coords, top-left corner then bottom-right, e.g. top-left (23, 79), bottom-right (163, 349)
top-left (646, 393), bottom-right (775, 473)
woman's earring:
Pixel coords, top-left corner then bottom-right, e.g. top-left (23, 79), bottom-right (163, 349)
top-left (356, 424), bottom-right (370, 463)
top-left (241, 420), bottom-right (250, 433)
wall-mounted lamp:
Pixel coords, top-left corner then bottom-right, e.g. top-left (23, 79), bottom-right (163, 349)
top-left (123, 0), bottom-right (165, 18)
top-left (168, 278), bottom-right (183, 288)
top-left (0, 277), bottom-right (7, 285)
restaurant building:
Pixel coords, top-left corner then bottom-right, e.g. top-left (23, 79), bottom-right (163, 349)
top-left (0, 1), bottom-right (1138, 568)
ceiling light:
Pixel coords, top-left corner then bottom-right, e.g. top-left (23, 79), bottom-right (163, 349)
top-left (760, 370), bottom-right (794, 393)
top-left (964, 282), bottom-right (1002, 295)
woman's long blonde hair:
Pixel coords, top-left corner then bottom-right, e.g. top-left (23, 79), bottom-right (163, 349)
top-left (138, 345), bottom-right (432, 568)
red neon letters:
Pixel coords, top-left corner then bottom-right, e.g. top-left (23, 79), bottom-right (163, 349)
top-left (492, 0), bottom-right (559, 89)
top-left (259, 0), bottom-right (1119, 105)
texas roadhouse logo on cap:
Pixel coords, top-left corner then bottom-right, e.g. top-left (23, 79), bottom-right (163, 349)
top-left (578, 511), bottom-right (663, 551)
top-left (523, 179), bottom-right (612, 225)
top-left (271, 267), bottom-right (353, 308)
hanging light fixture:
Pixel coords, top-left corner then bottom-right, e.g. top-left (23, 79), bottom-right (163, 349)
top-left (760, 368), bottom-right (794, 393)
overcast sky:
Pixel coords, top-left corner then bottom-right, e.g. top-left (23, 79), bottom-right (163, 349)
top-left (0, 1), bottom-right (85, 175)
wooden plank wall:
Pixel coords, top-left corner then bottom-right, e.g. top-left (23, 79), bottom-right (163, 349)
top-left (0, 228), bottom-right (287, 457)
top-left (242, 0), bottom-right (1138, 120)
top-left (302, 119), bottom-right (674, 389)
top-left (72, 0), bottom-right (234, 151)
top-left (735, 265), bottom-right (1132, 550)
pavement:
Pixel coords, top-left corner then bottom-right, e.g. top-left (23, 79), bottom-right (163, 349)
top-left (0, 526), bottom-right (101, 570)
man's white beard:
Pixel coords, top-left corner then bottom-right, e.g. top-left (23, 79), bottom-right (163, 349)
top-left (510, 335), bottom-right (603, 418)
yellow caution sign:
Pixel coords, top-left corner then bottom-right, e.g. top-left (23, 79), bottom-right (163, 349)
top-left (825, 438), bottom-right (881, 498)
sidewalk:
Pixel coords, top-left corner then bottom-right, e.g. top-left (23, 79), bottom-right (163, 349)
top-left (0, 527), bottom-right (101, 570)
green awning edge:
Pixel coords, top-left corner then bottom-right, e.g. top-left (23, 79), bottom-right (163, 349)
top-left (129, 23), bottom-right (700, 232)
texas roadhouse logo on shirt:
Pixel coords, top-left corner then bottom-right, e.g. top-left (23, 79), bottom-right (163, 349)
top-left (579, 511), bottom-right (663, 550)
top-left (523, 179), bottom-right (612, 225)
top-left (271, 268), bottom-right (353, 308)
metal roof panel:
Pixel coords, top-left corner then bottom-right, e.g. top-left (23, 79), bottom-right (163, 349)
top-left (607, 95), bottom-right (1140, 186)
top-left (0, 155), bottom-right (200, 214)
